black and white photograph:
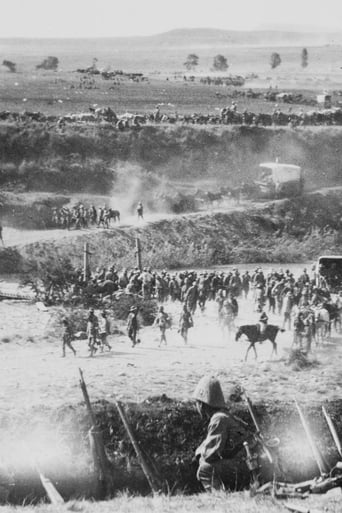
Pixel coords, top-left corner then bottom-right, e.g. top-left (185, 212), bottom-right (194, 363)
top-left (0, 0), bottom-right (342, 510)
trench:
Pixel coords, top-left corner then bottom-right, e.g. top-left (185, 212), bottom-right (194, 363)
top-left (2, 397), bottom-right (342, 504)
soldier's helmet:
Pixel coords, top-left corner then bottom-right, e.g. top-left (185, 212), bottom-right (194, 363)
top-left (193, 376), bottom-right (226, 409)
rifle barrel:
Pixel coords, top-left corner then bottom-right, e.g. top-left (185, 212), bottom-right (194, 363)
top-left (322, 406), bottom-right (342, 458)
top-left (115, 400), bottom-right (162, 494)
top-left (38, 471), bottom-right (65, 505)
top-left (79, 368), bottom-right (96, 426)
top-left (294, 399), bottom-right (328, 477)
top-left (244, 392), bottom-right (273, 464)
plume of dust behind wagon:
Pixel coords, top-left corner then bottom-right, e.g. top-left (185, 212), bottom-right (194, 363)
top-left (108, 161), bottom-right (195, 219)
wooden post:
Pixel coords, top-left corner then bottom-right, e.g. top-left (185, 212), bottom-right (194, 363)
top-left (136, 238), bottom-right (142, 271)
top-left (83, 243), bottom-right (90, 282)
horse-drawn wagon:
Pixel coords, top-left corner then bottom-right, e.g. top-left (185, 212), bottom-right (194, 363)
top-left (254, 162), bottom-right (304, 198)
top-left (315, 255), bottom-right (342, 293)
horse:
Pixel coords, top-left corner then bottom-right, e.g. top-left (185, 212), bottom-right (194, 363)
top-left (322, 301), bottom-right (342, 333)
top-left (235, 324), bottom-right (284, 361)
top-left (105, 209), bottom-right (120, 225)
top-left (313, 306), bottom-right (330, 344)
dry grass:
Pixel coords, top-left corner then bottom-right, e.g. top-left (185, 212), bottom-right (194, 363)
top-left (0, 491), bottom-right (341, 513)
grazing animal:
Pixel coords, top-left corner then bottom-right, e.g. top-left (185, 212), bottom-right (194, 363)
top-left (235, 324), bottom-right (285, 361)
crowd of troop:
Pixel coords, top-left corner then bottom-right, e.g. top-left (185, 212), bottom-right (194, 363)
top-left (51, 202), bottom-right (144, 230)
top-left (2, 102), bottom-right (342, 130)
top-left (60, 262), bottom-right (341, 357)
top-left (52, 204), bottom-right (120, 230)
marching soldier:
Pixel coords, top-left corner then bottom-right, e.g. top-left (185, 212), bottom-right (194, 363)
top-left (98, 310), bottom-right (112, 352)
top-left (154, 306), bottom-right (170, 347)
top-left (179, 304), bottom-right (193, 344)
top-left (137, 201), bottom-right (144, 221)
top-left (87, 309), bottom-right (99, 357)
top-left (61, 319), bottom-right (77, 357)
top-left (127, 306), bottom-right (140, 347)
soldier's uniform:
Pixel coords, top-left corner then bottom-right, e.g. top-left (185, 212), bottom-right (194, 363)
top-left (87, 309), bottom-right (99, 356)
top-left (62, 319), bottom-right (76, 357)
top-left (193, 376), bottom-right (247, 492)
top-left (154, 306), bottom-right (170, 347)
top-left (137, 202), bottom-right (144, 220)
top-left (179, 305), bottom-right (193, 344)
top-left (98, 311), bottom-right (112, 351)
top-left (127, 306), bottom-right (139, 347)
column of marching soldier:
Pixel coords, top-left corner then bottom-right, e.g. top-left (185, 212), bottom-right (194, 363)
top-left (61, 264), bottom-right (342, 357)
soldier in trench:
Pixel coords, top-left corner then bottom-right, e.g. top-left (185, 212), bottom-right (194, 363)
top-left (192, 376), bottom-right (250, 492)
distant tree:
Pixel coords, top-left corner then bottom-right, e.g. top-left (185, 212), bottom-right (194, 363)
top-left (212, 54), bottom-right (229, 71)
top-left (184, 54), bottom-right (199, 71)
top-left (2, 60), bottom-right (16, 72)
top-left (270, 52), bottom-right (281, 69)
top-left (301, 48), bottom-right (309, 68)
top-left (36, 56), bottom-right (59, 71)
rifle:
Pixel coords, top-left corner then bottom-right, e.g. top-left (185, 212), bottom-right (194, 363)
top-left (79, 368), bottom-right (114, 496)
top-left (294, 399), bottom-right (329, 477)
top-left (114, 399), bottom-right (163, 494)
top-left (282, 502), bottom-right (323, 513)
top-left (21, 443), bottom-right (64, 505)
top-left (322, 406), bottom-right (342, 459)
top-left (36, 468), bottom-right (64, 505)
top-left (244, 392), bottom-right (274, 465)
top-left (243, 441), bottom-right (260, 492)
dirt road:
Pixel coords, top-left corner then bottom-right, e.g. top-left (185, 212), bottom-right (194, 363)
top-left (0, 294), bottom-right (341, 417)
top-left (3, 184), bottom-right (340, 250)
top-left (1, 198), bottom-right (262, 248)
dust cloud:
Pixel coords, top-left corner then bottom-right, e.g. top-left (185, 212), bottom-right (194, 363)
top-left (108, 162), bottom-right (180, 217)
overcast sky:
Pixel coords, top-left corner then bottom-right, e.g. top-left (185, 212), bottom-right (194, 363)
top-left (2, 0), bottom-right (342, 38)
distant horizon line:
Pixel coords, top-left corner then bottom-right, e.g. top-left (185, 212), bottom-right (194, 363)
top-left (0, 26), bottom-right (341, 40)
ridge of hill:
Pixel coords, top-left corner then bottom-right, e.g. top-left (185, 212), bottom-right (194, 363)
top-left (148, 27), bottom-right (342, 46)
top-left (2, 27), bottom-right (341, 50)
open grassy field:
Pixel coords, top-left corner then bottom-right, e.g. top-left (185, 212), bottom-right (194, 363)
top-left (1, 37), bottom-right (342, 115)
top-left (1, 69), bottom-right (342, 116)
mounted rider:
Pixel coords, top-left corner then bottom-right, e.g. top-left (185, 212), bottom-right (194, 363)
top-left (257, 311), bottom-right (268, 339)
